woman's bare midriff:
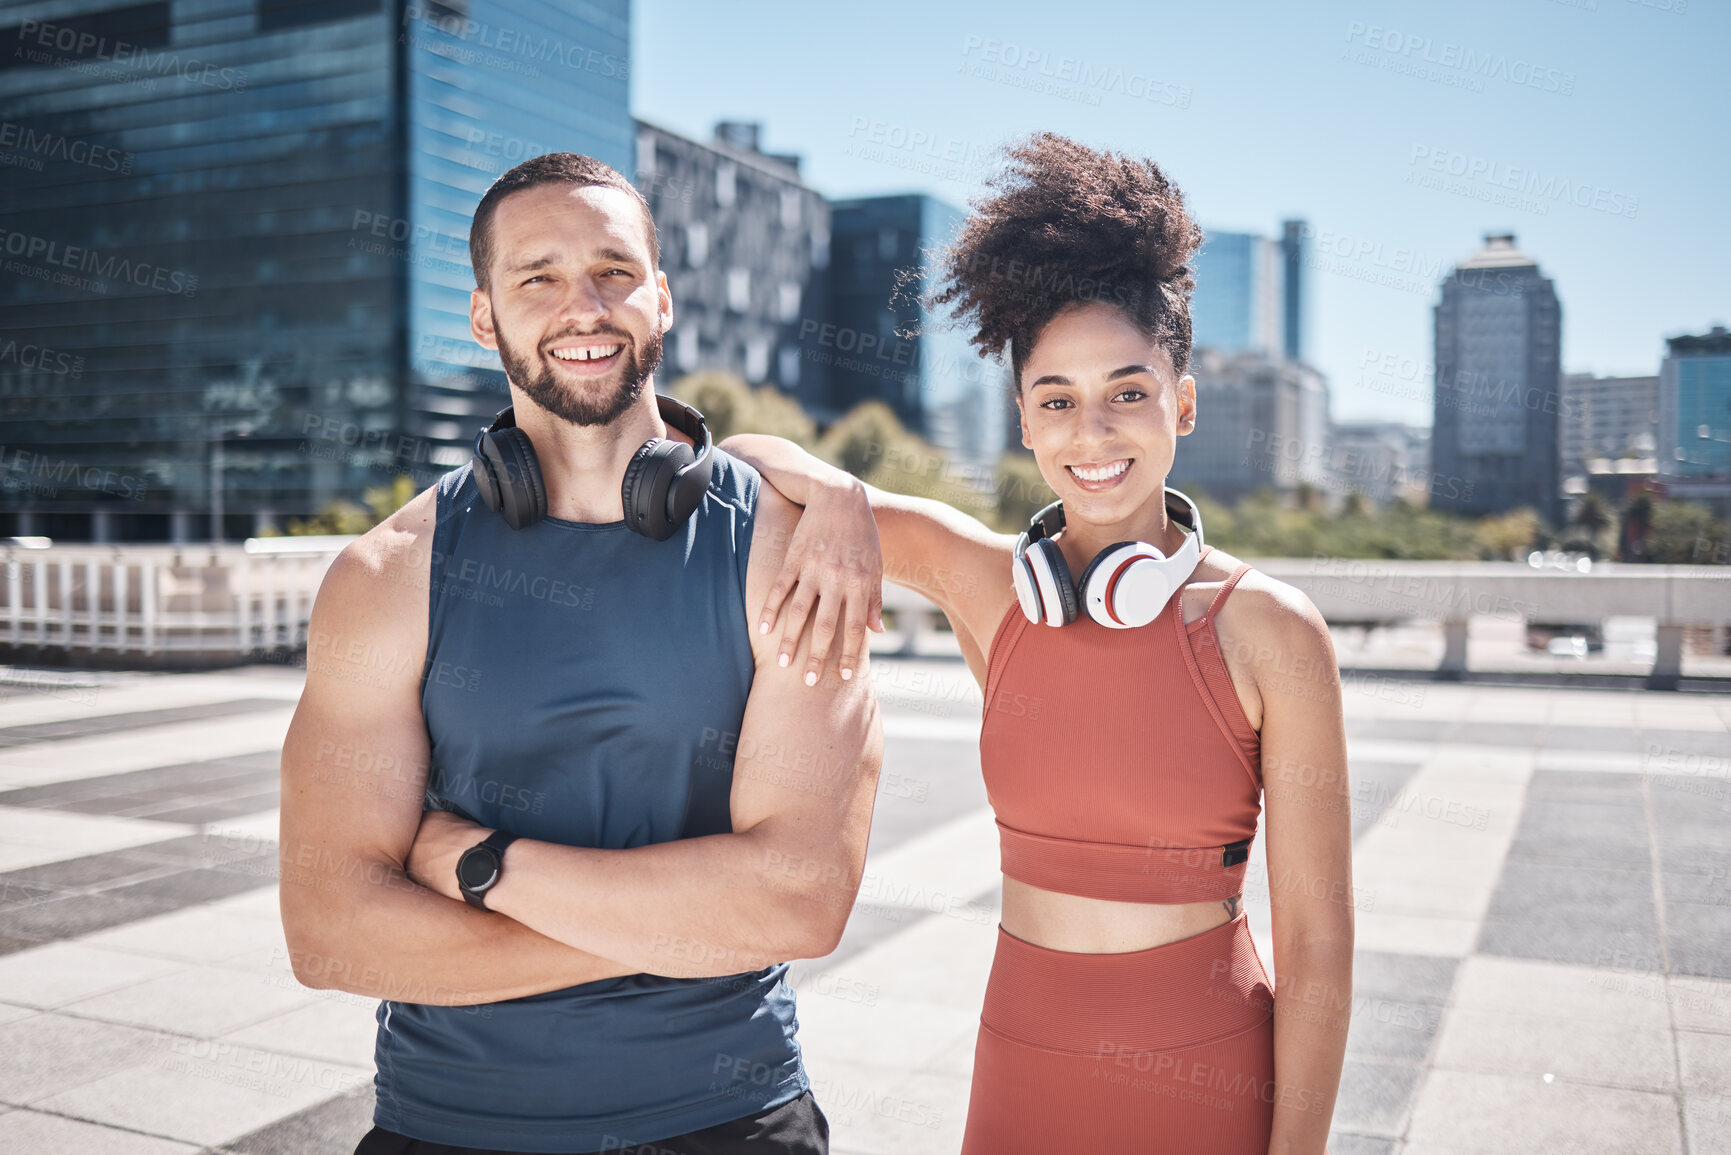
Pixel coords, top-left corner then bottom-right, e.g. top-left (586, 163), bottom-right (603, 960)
top-left (999, 877), bottom-right (1239, 953)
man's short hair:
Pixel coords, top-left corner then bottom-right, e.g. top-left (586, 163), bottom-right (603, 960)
top-left (469, 153), bottom-right (659, 292)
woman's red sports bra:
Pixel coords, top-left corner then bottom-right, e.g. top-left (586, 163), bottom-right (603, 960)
top-left (979, 545), bottom-right (1263, 905)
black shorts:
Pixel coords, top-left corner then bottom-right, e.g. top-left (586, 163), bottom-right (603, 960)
top-left (353, 1090), bottom-right (830, 1155)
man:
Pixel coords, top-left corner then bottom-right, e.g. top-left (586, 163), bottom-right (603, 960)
top-left (279, 152), bottom-right (884, 1155)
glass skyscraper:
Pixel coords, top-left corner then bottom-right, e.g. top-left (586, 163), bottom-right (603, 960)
top-left (1190, 229), bottom-right (1283, 358)
top-left (1660, 326), bottom-right (1731, 482)
top-left (0, 0), bottom-right (630, 542)
top-left (824, 194), bottom-right (1008, 469)
top-left (1430, 233), bottom-right (1562, 524)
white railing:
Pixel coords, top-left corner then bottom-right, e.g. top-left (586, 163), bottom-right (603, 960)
top-left (2, 539), bottom-right (1726, 686)
top-left (0, 538), bottom-right (346, 663)
top-left (882, 557), bottom-right (1731, 689)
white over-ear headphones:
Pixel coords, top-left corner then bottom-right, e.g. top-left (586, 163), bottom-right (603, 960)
top-left (1011, 488), bottom-right (1205, 629)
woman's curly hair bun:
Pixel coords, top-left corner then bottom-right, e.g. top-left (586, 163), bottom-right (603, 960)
top-left (929, 131), bottom-right (1205, 385)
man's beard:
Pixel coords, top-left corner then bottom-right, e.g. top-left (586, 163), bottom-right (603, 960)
top-left (496, 323), bottom-right (664, 427)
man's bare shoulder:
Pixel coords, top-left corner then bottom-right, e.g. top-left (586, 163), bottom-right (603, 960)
top-left (741, 482), bottom-right (801, 657)
top-left (317, 482), bottom-right (441, 624)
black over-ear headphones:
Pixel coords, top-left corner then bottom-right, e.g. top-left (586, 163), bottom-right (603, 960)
top-left (469, 393), bottom-right (715, 540)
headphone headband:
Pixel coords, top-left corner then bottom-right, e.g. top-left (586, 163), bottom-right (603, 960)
top-left (1016, 488), bottom-right (1203, 555)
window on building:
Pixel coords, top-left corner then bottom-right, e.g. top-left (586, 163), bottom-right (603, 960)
top-left (778, 346), bottom-right (801, 389)
top-left (636, 132), bottom-right (657, 179)
top-left (676, 327), bottom-right (700, 372)
top-left (776, 282), bottom-right (801, 323)
top-left (745, 337), bottom-right (770, 384)
top-left (810, 221), bottom-right (830, 270)
top-left (686, 222), bottom-right (708, 268)
top-left (780, 188), bottom-right (802, 230)
top-left (715, 162), bottom-right (737, 208)
top-left (727, 268), bottom-right (750, 312)
top-left (1, 2), bottom-right (168, 71)
top-left (259, 0), bottom-right (378, 32)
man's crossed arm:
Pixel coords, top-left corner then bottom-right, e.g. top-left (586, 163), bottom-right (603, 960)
top-left (279, 482), bottom-right (883, 1002)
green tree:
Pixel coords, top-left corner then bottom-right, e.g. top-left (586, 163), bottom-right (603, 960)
top-left (993, 451), bottom-right (1055, 533)
top-left (1648, 500), bottom-right (1731, 564)
top-left (1474, 507), bottom-right (1541, 561)
top-left (1619, 492), bottom-right (1655, 562)
top-left (1562, 491), bottom-right (1616, 559)
top-left (671, 371), bottom-right (817, 448)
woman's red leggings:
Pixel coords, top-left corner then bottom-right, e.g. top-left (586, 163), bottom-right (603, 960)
top-left (961, 913), bottom-right (1295, 1154)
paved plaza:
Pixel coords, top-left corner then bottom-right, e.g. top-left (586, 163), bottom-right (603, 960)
top-left (0, 655), bottom-right (1726, 1153)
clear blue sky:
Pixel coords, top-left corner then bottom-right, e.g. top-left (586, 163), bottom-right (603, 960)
top-left (633, 0), bottom-right (1726, 426)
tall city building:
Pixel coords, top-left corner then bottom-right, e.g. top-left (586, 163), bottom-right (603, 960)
top-left (1560, 372), bottom-right (1659, 482)
top-left (824, 194), bottom-right (1009, 469)
top-left (1279, 218), bottom-right (1310, 364)
top-left (0, 0), bottom-right (631, 541)
top-left (633, 120), bottom-right (829, 414)
top-left (1327, 421), bottom-right (1433, 507)
top-left (1430, 233), bottom-right (1563, 524)
top-left (1658, 325), bottom-right (1731, 516)
top-left (1170, 347), bottom-right (1330, 503)
top-left (1190, 228), bottom-right (1284, 357)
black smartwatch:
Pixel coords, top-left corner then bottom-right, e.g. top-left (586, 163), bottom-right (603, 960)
top-left (456, 829), bottom-right (519, 910)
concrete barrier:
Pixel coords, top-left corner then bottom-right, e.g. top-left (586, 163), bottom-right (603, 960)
top-left (2, 539), bottom-right (1725, 687)
top-left (881, 558), bottom-right (1731, 690)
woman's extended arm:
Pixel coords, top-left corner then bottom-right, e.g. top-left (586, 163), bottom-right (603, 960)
top-left (720, 433), bottom-right (1017, 684)
top-left (1252, 583), bottom-right (1355, 1155)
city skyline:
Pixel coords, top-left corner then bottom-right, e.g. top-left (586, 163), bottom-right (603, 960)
top-left (633, 0), bottom-right (1727, 426)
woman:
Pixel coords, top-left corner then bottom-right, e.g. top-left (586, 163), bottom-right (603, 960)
top-left (725, 132), bottom-right (1351, 1154)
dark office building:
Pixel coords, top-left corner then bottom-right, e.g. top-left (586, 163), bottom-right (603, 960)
top-left (1280, 218), bottom-right (1309, 364)
top-left (825, 194), bottom-right (1008, 469)
top-left (1430, 233), bottom-right (1563, 524)
top-left (632, 119), bottom-right (829, 414)
top-left (0, 0), bottom-right (631, 541)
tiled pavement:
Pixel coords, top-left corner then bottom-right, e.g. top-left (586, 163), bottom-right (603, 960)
top-left (0, 661), bottom-right (1727, 1153)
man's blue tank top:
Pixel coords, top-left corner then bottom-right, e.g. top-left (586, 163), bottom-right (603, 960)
top-left (372, 447), bottom-right (808, 1152)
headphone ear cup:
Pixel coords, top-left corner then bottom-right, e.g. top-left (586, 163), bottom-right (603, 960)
top-left (1027, 538), bottom-right (1078, 626)
top-left (476, 427), bottom-right (546, 530)
top-left (1079, 542), bottom-right (1168, 628)
top-left (623, 438), bottom-right (690, 541)
top-left (1012, 551), bottom-right (1044, 624)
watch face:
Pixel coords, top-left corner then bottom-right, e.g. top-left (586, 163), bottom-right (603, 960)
top-left (457, 848), bottom-right (499, 891)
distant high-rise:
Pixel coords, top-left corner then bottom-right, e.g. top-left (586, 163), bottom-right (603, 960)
top-left (1658, 325), bottom-right (1731, 518)
top-left (0, 0), bottom-right (633, 542)
top-left (825, 195), bottom-right (1008, 469)
top-left (1560, 372), bottom-right (1659, 482)
top-left (1327, 421), bottom-right (1432, 507)
top-left (1430, 233), bottom-right (1563, 524)
top-left (1659, 326), bottom-right (1731, 480)
top-left (633, 120), bottom-right (829, 413)
top-left (1191, 230), bottom-right (1283, 357)
top-left (1279, 219), bottom-right (1310, 364)
top-left (1171, 348), bottom-right (1329, 503)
